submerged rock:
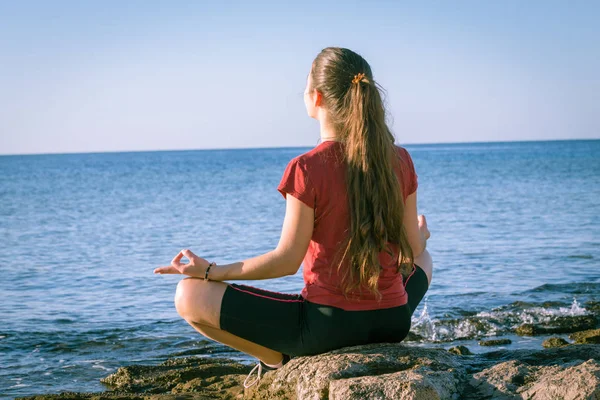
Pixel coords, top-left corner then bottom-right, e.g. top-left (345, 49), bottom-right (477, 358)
top-left (542, 337), bottom-right (569, 348)
top-left (515, 315), bottom-right (597, 336)
top-left (448, 345), bottom-right (473, 355)
top-left (570, 328), bottom-right (600, 344)
top-left (585, 300), bottom-right (600, 314)
top-left (479, 339), bottom-right (512, 347)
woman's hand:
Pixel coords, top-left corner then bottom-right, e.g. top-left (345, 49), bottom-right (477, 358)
top-left (418, 214), bottom-right (430, 240)
top-left (154, 249), bottom-right (210, 278)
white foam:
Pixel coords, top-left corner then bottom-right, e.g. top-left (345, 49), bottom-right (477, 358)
top-left (409, 296), bottom-right (592, 342)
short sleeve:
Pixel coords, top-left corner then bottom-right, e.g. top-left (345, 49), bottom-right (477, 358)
top-left (396, 147), bottom-right (418, 198)
top-left (405, 149), bottom-right (418, 195)
top-left (277, 157), bottom-right (316, 208)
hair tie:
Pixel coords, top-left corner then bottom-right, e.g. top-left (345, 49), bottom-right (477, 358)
top-left (352, 72), bottom-right (365, 84)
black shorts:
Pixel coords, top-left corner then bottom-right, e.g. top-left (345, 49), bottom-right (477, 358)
top-left (219, 264), bottom-right (429, 357)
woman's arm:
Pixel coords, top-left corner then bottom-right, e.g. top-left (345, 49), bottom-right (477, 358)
top-left (209, 193), bottom-right (314, 281)
top-left (403, 191), bottom-right (429, 258)
top-left (208, 250), bottom-right (294, 281)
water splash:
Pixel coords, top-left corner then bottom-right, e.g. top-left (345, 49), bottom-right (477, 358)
top-left (408, 296), bottom-right (592, 342)
top-left (411, 299), bottom-right (438, 341)
top-left (566, 298), bottom-right (586, 315)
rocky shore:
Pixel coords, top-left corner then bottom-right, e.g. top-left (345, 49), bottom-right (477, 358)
top-left (18, 327), bottom-right (600, 399)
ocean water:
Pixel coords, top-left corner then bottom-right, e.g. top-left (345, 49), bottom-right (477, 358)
top-left (1, 139), bottom-right (599, 398)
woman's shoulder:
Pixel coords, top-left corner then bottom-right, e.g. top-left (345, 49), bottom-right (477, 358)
top-left (296, 141), bottom-right (343, 167)
top-left (394, 145), bottom-right (416, 164)
top-left (394, 144), bottom-right (411, 157)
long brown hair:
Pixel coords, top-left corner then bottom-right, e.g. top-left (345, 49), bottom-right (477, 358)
top-left (309, 47), bottom-right (414, 301)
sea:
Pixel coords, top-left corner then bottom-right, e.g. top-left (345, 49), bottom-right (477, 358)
top-left (1, 139), bottom-right (599, 398)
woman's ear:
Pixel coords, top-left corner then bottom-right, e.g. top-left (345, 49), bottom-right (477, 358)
top-left (314, 90), bottom-right (322, 107)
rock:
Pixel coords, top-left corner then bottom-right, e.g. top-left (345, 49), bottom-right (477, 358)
top-left (248, 344), bottom-right (600, 399)
top-left (479, 339), bottom-right (512, 347)
top-left (477, 343), bottom-right (600, 366)
top-left (521, 359), bottom-right (600, 399)
top-left (243, 343), bottom-right (466, 400)
top-left (515, 324), bottom-right (536, 335)
top-left (448, 345), bottom-right (473, 355)
top-left (515, 315), bottom-right (597, 336)
top-left (470, 357), bottom-right (600, 399)
top-left (328, 368), bottom-right (462, 400)
top-left (542, 337), bottom-right (569, 348)
top-left (100, 356), bottom-right (250, 398)
top-left (17, 344), bottom-right (600, 400)
top-left (470, 360), bottom-right (531, 399)
top-left (585, 300), bottom-right (600, 314)
top-left (569, 328), bottom-right (600, 344)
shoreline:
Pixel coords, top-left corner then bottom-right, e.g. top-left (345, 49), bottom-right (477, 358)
top-left (16, 326), bottom-right (600, 399)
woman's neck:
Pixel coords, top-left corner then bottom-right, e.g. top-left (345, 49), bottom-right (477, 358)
top-left (319, 119), bottom-right (339, 142)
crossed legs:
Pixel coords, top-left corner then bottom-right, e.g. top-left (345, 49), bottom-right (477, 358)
top-left (173, 278), bottom-right (284, 365)
top-left (173, 249), bottom-right (433, 365)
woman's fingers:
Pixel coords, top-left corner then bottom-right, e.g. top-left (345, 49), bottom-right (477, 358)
top-left (156, 249), bottom-right (198, 275)
top-left (171, 251), bottom-right (185, 267)
top-left (154, 265), bottom-right (180, 274)
top-left (181, 248), bottom-right (197, 261)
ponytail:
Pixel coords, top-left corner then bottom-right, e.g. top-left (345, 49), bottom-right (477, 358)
top-left (310, 47), bottom-right (414, 300)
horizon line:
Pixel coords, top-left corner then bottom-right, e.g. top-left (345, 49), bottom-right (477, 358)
top-left (1, 137), bottom-right (598, 157)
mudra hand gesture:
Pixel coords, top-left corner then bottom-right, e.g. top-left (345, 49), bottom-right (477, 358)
top-left (154, 249), bottom-right (210, 278)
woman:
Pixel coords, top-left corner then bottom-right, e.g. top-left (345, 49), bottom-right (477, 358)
top-left (154, 47), bottom-right (432, 388)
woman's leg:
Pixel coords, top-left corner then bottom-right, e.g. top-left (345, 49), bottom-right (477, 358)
top-left (404, 249), bottom-right (433, 314)
top-left (414, 249), bottom-right (433, 286)
top-left (174, 277), bottom-right (284, 365)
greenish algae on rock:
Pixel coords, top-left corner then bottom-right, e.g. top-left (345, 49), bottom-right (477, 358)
top-left (542, 337), bottom-right (569, 348)
top-left (448, 345), bottom-right (473, 355)
top-left (570, 328), bottom-right (600, 344)
top-left (515, 315), bottom-right (597, 336)
top-left (479, 338), bottom-right (512, 346)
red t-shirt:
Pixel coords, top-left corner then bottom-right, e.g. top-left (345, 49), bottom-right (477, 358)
top-left (277, 140), bottom-right (419, 311)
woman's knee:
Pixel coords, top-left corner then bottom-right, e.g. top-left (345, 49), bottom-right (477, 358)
top-left (174, 277), bottom-right (204, 317)
top-left (414, 249), bottom-right (433, 286)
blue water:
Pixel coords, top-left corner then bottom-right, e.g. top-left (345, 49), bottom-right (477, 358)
top-left (1, 139), bottom-right (599, 398)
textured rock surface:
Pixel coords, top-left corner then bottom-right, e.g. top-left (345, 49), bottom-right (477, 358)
top-left (243, 343), bottom-right (465, 400)
top-left (470, 358), bottom-right (600, 399)
top-left (479, 339), bottom-right (512, 347)
top-left (17, 343), bottom-right (600, 400)
top-left (542, 337), bottom-right (569, 348)
top-left (470, 360), bottom-right (531, 399)
top-left (515, 315), bottom-right (597, 336)
top-left (521, 359), bottom-right (600, 399)
top-left (570, 328), bottom-right (600, 344)
top-left (100, 356), bottom-right (250, 398)
top-left (328, 368), bottom-right (462, 400)
top-left (448, 345), bottom-right (473, 355)
top-left (18, 356), bottom-right (251, 399)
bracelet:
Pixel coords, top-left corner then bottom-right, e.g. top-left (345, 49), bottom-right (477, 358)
top-left (204, 262), bottom-right (216, 281)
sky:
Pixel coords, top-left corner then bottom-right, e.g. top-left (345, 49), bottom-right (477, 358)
top-left (0, 1), bottom-right (598, 155)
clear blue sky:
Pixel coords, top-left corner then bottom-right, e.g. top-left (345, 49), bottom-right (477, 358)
top-left (1, 1), bottom-right (598, 155)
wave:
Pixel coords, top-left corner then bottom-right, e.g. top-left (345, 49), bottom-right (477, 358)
top-left (409, 297), bottom-right (597, 343)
